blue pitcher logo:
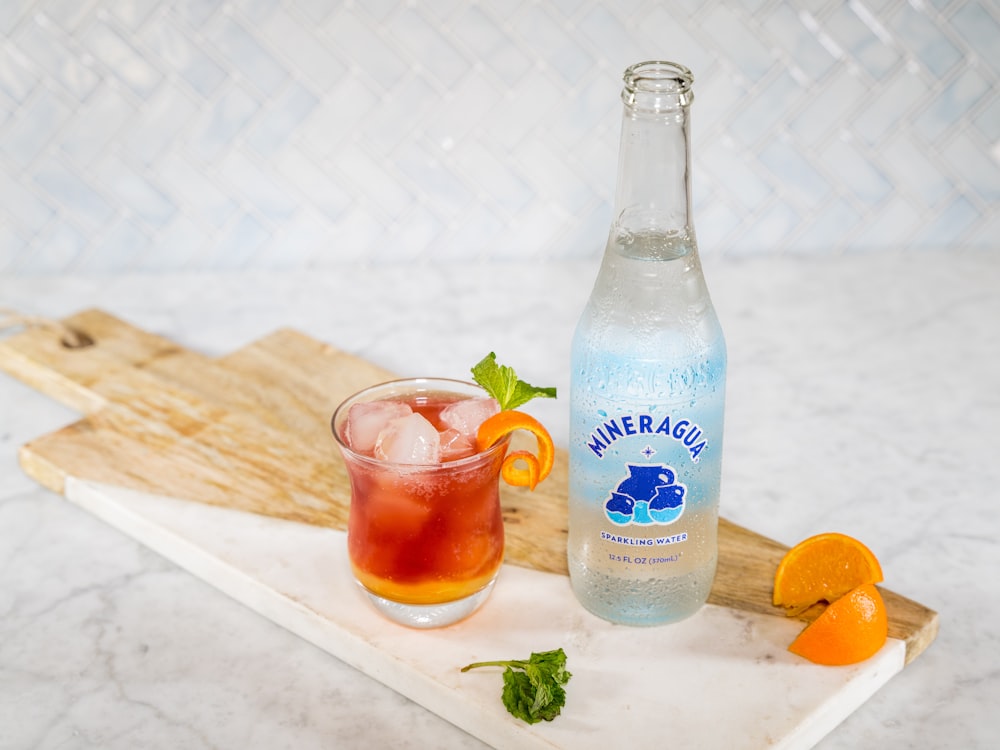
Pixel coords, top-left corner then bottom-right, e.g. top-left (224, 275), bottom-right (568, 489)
top-left (604, 464), bottom-right (686, 526)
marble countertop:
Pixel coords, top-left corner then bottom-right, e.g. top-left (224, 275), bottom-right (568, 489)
top-left (1, 251), bottom-right (997, 749)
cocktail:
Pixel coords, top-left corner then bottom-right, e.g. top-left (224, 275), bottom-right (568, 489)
top-left (331, 357), bottom-right (555, 628)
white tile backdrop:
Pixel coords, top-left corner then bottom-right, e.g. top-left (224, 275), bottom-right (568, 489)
top-left (0, 0), bottom-right (997, 273)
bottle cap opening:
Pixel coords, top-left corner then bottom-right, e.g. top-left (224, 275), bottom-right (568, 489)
top-left (622, 61), bottom-right (694, 110)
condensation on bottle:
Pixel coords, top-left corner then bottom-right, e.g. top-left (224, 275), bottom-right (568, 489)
top-left (568, 61), bottom-right (727, 626)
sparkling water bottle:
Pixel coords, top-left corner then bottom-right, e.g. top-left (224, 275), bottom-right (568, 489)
top-left (568, 61), bottom-right (726, 626)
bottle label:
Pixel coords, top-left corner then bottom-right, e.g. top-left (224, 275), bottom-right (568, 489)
top-left (586, 410), bottom-right (708, 531)
top-left (573, 402), bottom-right (722, 559)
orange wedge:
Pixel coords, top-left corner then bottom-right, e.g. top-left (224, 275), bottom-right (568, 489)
top-left (788, 583), bottom-right (888, 665)
top-left (773, 532), bottom-right (884, 612)
top-left (476, 410), bottom-right (554, 490)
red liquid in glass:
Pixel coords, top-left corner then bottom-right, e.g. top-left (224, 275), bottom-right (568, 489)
top-left (342, 392), bottom-right (505, 605)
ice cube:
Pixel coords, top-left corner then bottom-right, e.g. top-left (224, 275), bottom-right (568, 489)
top-left (374, 413), bottom-right (441, 464)
top-left (345, 400), bottom-right (413, 454)
top-left (364, 485), bottom-right (434, 540)
top-left (439, 397), bottom-right (499, 438)
top-left (439, 428), bottom-right (476, 462)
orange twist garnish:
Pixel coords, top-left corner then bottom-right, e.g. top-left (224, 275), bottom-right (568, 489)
top-left (476, 410), bottom-right (555, 490)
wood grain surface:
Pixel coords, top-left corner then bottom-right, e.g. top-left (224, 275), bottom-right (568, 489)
top-left (0, 309), bottom-right (938, 664)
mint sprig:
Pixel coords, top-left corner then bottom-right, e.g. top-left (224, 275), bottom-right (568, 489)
top-left (461, 648), bottom-right (572, 724)
top-left (471, 352), bottom-right (557, 411)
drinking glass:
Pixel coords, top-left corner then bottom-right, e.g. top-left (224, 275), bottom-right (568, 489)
top-left (331, 378), bottom-right (507, 628)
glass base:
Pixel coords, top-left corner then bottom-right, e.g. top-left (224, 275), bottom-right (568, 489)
top-left (360, 578), bottom-right (497, 629)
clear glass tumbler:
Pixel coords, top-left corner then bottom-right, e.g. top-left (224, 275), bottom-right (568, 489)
top-left (331, 378), bottom-right (507, 628)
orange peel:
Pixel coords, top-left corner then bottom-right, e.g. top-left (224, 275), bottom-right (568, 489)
top-left (476, 410), bottom-right (554, 490)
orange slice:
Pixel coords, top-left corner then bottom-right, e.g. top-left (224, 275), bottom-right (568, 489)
top-left (773, 532), bottom-right (884, 612)
top-left (788, 583), bottom-right (888, 665)
top-left (476, 410), bottom-right (554, 490)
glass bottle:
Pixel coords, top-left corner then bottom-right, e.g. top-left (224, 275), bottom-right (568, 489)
top-left (568, 61), bottom-right (726, 626)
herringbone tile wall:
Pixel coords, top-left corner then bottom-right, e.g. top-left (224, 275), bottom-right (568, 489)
top-left (1, 0), bottom-right (997, 273)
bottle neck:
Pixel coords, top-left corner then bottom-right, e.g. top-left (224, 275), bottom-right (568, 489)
top-left (611, 62), bottom-right (695, 257)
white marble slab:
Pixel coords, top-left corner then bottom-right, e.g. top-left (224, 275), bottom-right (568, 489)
top-left (63, 477), bottom-right (904, 750)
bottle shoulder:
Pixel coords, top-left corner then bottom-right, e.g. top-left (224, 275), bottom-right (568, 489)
top-left (572, 286), bottom-right (725, 355)
top-left (572, 232), bottom-right (725, 365)
top-left (582, 235), bottom-right (715, 304)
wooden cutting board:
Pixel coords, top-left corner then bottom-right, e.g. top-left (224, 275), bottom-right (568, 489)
top-left (0, 309), bottom-right (938, 748)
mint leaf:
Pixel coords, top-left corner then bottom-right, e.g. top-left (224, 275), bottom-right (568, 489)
top-left (461, 648), bottom-right (572, 725)
top-left (471, 352), bottom-right (557, 411)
